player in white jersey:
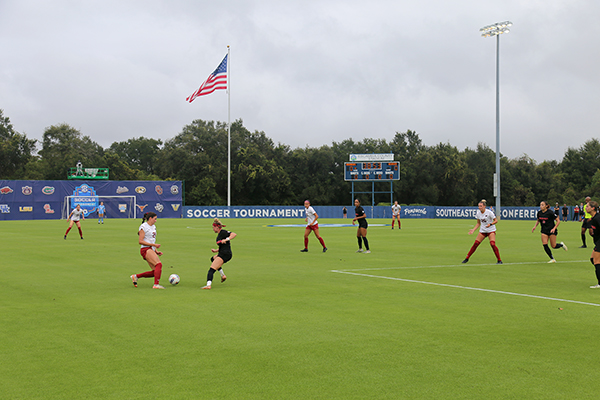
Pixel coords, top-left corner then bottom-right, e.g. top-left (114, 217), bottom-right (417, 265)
top-left (64, 204), bottom-right (85, 239)
top-left (97, 201), bottom-right (105, 224)
top-left (300, 200), bottom-right (327, 252)
top-left (391, 201), bottom-right (401, 230)
top-left (462, 200), bottom-right (502, 264)
top-left (130, 212), bottom-right (165, 289)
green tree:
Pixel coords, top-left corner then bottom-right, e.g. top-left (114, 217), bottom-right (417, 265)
top-left (0, 109), bottom-right (37, 179)
top-left (38, 124), bottom-right (104, 180)
top-left (108, 137), bottom-right (163, 175)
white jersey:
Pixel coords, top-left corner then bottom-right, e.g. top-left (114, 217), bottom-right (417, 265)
top-left (476, 208), bottom-right (497, 233)
top-left (305, 206), bottom-right (318, 226)
top-left (70, 208), bottom-right (84, 221)
top-left (392, 205), bottom-right (401, 216)
top-left (139, 221), bottom-right (157, 250)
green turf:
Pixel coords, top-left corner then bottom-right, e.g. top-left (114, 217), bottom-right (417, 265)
top-left (2, 217), bottom-right (599, 399)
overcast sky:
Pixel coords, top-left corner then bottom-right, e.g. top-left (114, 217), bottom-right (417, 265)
top-left (1, 0), bottom-right (599, 163)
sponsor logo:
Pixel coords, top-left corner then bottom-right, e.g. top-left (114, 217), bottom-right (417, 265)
top-left (404, 208), bottom-right (427, 215)
top-left (0, 186), bottom-right (14, 195)
top-left (71, 184), bottom-right (98, 216)
top-left (155, 185), bottom-right (163, 195)
top-left (119, 204), bottom-right (128, 213)
top-left (135, 186), bottom-right (146, 194)
top-left (155, 203), bottom-right (164, 212)
top-left (116, 186), bottom-right (129, 194)
top-left (44, 204), bottom-right (55, 214)
top-left (171, 204), bottom-right (180, 211)
top-left (0, 204), bottom-right (10, 213)
top-left (170, 185), bottom-right (179, 195)
top-left (19, 206), bottom-right (33, 212)
top-left (22, 186), bottom-right (33, 195)
top-left (136, 204), bottom-right (148, 213)
top-left (42, 186), bottom-right (55, 195)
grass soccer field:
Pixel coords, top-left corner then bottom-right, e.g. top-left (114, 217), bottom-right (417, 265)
top-left (2, 217), bottom-right (600, 399)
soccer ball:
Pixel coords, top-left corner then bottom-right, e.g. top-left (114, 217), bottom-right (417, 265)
top-left (169, 274), bottom-right (180, 285)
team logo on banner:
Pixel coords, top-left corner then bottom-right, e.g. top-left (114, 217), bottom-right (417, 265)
top-left (119, 204), bottom-right (128, 213)
top-left (42, 186), bottom-right (55, 195)
top-left (136, 204), bottom-right (148, 213)
top-left (135, 186), bottom-right (146, 194)
top-left (70, 184), bottom-right (98, 216)
top-left (44, 204), bottom-right (55, 214)
top-left (155, 185), bottom-right (163, 195)
top-left (170, 185), bottom-right (179, 195)
top-left (22, 186), bottom-right (33, 195)
top-left (171, 204), bottom-right (180, 211)
top-left (0, 186), bottom-right (13, 194)
top-left (116, 186), bottom-right (129, 194)
top-left (155, 203), bottom-right (164, 212)
top-left (0, 204), bottom-right (10, 213)
top-left (19, 206), bottom-right (33, 212)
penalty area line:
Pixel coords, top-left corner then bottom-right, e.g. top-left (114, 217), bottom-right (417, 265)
top-left (330, 270), bottom-right (600, 308)
top-left (336, 259), bottom-right (591, 272)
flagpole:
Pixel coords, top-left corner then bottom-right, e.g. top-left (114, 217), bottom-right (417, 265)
top-left (227, 45), bottom-right (231, 206)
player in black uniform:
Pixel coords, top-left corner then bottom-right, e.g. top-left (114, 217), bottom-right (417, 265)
top-left (531, 200), bottom-right (567, 263)
top-left (585, 201), bottom-right (600, 288)
top-left (352, 199), bottom-right (370, 253)
top-left (202, 218), bottom-right (236, 290)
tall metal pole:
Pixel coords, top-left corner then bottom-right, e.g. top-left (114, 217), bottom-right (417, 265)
top-left (481, 21), bottom-right (511, 219)
top-left (495, 34), bottom-right (501, 218)
top-left (227, 45), bottom-right (231, 206)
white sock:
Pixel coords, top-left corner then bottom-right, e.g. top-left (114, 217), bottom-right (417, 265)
top-left (219, 270), bottom-right (225, 277)
top-left (207, 280), bottom-right (212, 286)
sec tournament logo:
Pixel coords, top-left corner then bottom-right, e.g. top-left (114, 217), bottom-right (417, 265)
top-left (70, 184), bottom-right (98, 216)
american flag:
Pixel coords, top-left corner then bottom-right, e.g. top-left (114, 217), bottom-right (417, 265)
top-left (186, 54), bottom-right (228, 103)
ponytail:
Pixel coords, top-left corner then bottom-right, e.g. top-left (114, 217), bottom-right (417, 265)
top-left (142, 212), bottom-right (157, 223)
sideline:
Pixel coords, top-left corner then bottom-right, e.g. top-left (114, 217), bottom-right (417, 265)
top-left (331, 265), bottom-right (600, 308)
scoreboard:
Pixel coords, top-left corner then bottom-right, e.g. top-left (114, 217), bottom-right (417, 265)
top-left (344, 162), bottom-right (400, 181)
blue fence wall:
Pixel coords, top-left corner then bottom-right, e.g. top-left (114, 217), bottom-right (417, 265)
top-left (0, 180), bottom-right (182, 220)
top-left (183, 205), bottom-right (556, 220)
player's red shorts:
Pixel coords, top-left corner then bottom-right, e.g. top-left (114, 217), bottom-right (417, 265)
top-left (306, 223), bottom-right (319, 231)
top-left (140, 246), bottom-right (153, 260)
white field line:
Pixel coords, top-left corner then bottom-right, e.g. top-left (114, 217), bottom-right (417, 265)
top-left (331, 265), bottom-right (600, 308)
top-left (336, 259), bottom-right (590, 272)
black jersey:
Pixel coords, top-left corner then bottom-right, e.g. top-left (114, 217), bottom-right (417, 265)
top-left (216, 229), bottom-right (233, 255)
top-left (355, 206), bottom-right (368, 228)
top-left (590, 214), bottom-right (600, 244)
top-left (537, 209), bottom-right (557, 234)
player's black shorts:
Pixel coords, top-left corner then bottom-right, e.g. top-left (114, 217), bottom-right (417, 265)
top-left (358, 220), bottom-right (368, 229)
top-left (582, 219), bottom-right (592, 229)
top-left (541, 229), bottom-right (557, 236)
top-left (211, 253), bottom-right (232, 263)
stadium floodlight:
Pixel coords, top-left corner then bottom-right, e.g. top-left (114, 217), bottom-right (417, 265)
top-left (480, 20), bottom-right (512, 219)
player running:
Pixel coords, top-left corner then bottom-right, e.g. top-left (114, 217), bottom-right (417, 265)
top-left (391, 201), bottom-right (401, 230)
top-left (462, 200), bottom-right (502, 264)
top-left (64, 204), bottom-right (85, 239)
top-left (202, 218), bottom-right (236, 289)
top-left (531, 200), bottom-right (567, 263)
top-left (300, 200), bottom-right (327, 253)
top-left (131, 212), bottom-right (165, 289)
top-left (585, 201), bottom-right (600, 288)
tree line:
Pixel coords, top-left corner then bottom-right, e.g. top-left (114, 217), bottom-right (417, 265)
top-left (2, 108), bottom-right (600, 206)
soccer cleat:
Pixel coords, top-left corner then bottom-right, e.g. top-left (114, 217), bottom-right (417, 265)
top-left (152, 284), bottom-right (165, 289)
top-left (364, 250), bottom-right (371, 253)
top-left (580, 245), bottom-right (587, 248)
top-left (64, 235), bottom-right (67, 240)
top-left (590, 284), bottom-right (600, 289)
top-left (80, 237), bottom-right (84, 240)
top-left (356, 249), bottom-right (363, 253)
top-left (561, 242), bottom-right (568, 251)
top-left (300, 249), bottom-right (308, 252)
top-left (462, 259), bottom-right (469, 263)
top-left (323, 247), bottom-right (328, 253)
top-left (202, 285), bottom-right (211, 290)
top-left (497, 261), bottom-right (503, 264)
top-left (221, 275), bottom-right (227, 283)
top-left (131, 274), bottom-right (138, 287)
top-left (548, 259), bottom-right (556, 263)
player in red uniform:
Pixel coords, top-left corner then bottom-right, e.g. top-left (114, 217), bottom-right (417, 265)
top-left (130, 212), bottom-right (165, 289)
top-left (64, 204), bottom-right (85, 239)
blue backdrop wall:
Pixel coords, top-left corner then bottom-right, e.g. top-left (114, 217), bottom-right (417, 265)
top-left (0, 180), bottom-right (182, 220)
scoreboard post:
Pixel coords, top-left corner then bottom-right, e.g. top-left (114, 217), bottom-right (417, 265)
top-left (345, 155), bottom-right (400, 212)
